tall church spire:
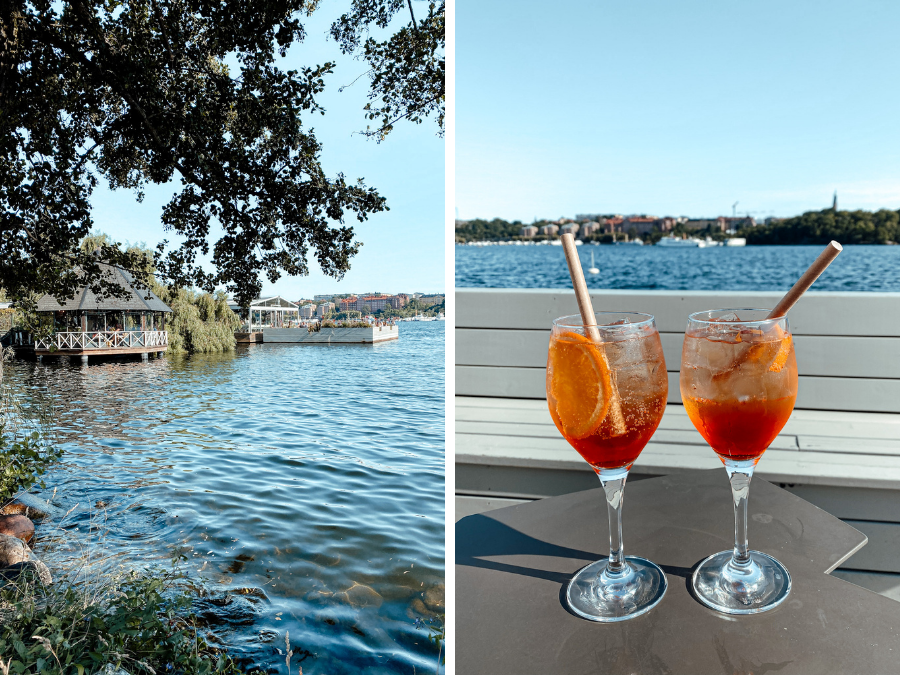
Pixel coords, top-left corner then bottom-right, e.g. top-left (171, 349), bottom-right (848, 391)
top-left (832, 191), bottom-right (838, 211)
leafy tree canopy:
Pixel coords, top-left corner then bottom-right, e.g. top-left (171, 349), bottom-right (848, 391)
top-left (741, 209), bottom-right (900, 245)
top-left (1, 0), bottom-right (444, 311)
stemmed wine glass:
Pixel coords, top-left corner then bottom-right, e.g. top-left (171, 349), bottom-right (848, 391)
top-left (680, 309), bottom-right (798, 613)
top-left (546, 312), bottom-right (669, 621)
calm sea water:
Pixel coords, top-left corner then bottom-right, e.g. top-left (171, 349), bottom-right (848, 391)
top-left (6, 322), bottom-right (444, 674)
top-left (456, 244), bottom-right (900, 291)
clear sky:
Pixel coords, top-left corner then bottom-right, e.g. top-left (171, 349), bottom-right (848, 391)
top-left (90, 5), bottom-right (444, 300)
top-left (456, 0), bottom-right (900, 222)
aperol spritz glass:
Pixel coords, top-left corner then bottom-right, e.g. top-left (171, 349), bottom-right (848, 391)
top-left (547, 312), bottom-right (669, 621)
top-left (681, 309), bottom-right (798, 614)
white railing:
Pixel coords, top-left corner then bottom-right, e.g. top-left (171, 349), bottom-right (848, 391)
top-left (34, 330), bottom-right (168, 351)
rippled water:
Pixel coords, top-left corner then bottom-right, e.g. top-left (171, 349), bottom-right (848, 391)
top-left (456, 244), bottom-right (900, 291)
top-left (5, 322), bottom-right (444, 674)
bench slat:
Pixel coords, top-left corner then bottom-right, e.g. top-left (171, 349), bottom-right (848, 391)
top-left (457, 397), bottom-right (900, 439)
top-left (457, 289), bottom-right (900, 336)
top-left (457, 328), bottom-right (900, 379)
top-left (456, 365), bottom-right (900, 414)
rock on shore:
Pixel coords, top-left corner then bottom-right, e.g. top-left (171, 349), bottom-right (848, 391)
top-left (0, 533), bottom-right (52, 585)
top-left (0, 514), bottom-right (35, 543)
top-left (0, 533), bottom-right (31, 566)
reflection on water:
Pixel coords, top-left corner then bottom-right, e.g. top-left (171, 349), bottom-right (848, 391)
top-left (6, 323), bottom-right (445, 674)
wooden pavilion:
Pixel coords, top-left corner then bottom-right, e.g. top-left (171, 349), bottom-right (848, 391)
top-left (33, 264), bottom-right (172, 363)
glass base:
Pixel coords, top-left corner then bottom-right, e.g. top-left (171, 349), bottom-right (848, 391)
top-left (692, 550), bottom-right (791, 615)
top-left (566, 556), bottom-right (667, 622)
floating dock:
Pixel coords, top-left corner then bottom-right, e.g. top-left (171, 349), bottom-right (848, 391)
top-left (261, 325), bottom-right (398, 344)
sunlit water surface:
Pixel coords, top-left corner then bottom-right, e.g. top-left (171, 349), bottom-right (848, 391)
top-left (6, 322), bottom-right (444, 674)
top-left (456, 244), bottom-right (900, 291)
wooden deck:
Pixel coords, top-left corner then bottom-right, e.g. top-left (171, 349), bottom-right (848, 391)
top-left (34, 345), bottom-right (168, 357)
top-left (235, 331), bottom-right (263, 343)
top-left (456, 288), bottom-right (900, 599)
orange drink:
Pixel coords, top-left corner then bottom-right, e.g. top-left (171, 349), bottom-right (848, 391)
top-left (547, 312), bottom-right (668, 622)
top-left (681, 322), bottom-right (797, 463)
top-left (547, 327), bottom-right (668, 470)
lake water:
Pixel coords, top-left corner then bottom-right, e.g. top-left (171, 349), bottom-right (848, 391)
top-left (5, 322), bottom-right (444, 674)
top-left (456, 244), bottom-right (900, 291)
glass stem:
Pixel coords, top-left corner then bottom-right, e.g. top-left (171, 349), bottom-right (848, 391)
top-left (599, 468), bottom-right (629, 575)
top-left (724, 460), bottom-right (756, 566)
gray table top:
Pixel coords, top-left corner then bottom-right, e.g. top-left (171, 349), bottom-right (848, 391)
top-left (456, 469), bottom-right (900, 674)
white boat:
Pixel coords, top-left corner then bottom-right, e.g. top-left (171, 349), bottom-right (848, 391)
top-left (656, 235), bottom-right (703, 247)
top-left (615, 238), bottom-right (644, 246)
top-left (725, 237), bottom-right (747, 247)
top-left (588, 251), bottom-right (599, 275)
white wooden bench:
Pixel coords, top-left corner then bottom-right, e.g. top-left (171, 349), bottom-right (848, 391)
top-left (456, 288), bottom-right (900, 598)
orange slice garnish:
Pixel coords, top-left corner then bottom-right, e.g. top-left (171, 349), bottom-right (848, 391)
top-left (743, 325), bottom-right (792, 371)
top-left (547, 331), bottom-right (611, 440)
top-left (768, 333), bottom-right (793, 372)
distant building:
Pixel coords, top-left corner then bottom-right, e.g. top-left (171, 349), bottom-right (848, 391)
top-left (580, 222), bottom-right (600, 237)
top-left (604, 217), bottom-right (624, 234)
top-left (539, 224), bottom-right (559, 236)
top-left (389, 294), bottom-right (409, 309)
top-left (299, 304), bottom-right (316, 319)
top-left (317, 302), bottom-right (335, 318)
top-left (362, 296), bottom-right (390, 311)
top-left (623, 216), bottom-right (658, 236)
top-left (520, 226), bottom-right (538, 238)
top-left (560, 223), bottom-right (580, 236)
top-left (340, 296), bottom-right (358, 312)
top-left (419, 294), bottom-right (445, 306)
top-left (314, 294), bottom-right (336, 302)
top-left (657, 217), bottom-right (677, 232)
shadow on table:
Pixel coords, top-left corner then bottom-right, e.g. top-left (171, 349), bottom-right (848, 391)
top-left (457, 513), bottom-right (695, 586)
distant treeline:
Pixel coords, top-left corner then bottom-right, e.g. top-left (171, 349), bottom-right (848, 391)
top-left (455, 218), bottom-right (531, 242)
top-left (458, 210), bottom-right (900, 245)
top-left (742, 209), bottom-right (900, 245)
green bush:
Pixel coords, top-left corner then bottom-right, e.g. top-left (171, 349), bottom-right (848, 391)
top-left (0, 386), bottom-right (61, 503)
top-left (0, 569), bottom-right (258, 675)
top-left (153, 286), bottom-right (241, 355)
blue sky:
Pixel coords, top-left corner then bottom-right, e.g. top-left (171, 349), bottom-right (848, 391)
top-left (456, 0), bottom-right (900, 222)
top-left (91, 5), bottom-right (444, 299)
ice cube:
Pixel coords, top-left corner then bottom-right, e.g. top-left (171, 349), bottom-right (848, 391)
top-left (713, 312), bottom-right (740, 322)
top-left (707, 313), bottom-right (742, 343)
top-left (605, 318), bottom-right (631, 326)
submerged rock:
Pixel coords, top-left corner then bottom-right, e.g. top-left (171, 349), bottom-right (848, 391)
top-left (406, 598), bottom-right (437, 620)
top-left (423, 583), bottom-right (445, 612)
top-left (0, 560), bottom-right (52, 585)
top-left (194, 593), bottom-right (259, 627)
top-left (339, 582), bottom-right (383, 610)
top-left (0, 514), bottom-right (35, 543)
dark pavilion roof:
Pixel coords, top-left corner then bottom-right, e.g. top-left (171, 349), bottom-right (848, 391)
top-left (36, 264), bottom-right (172, 313)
